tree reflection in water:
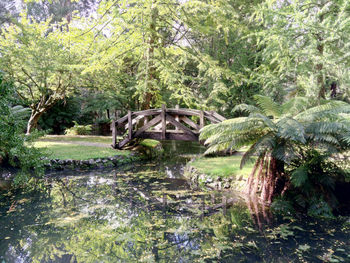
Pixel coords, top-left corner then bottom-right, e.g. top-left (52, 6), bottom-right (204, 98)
top-left (1, 166), bottom-right (350, 263)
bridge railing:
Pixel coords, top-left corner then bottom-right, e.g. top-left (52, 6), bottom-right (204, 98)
top-left (111, 105), bottom-right (226, 149)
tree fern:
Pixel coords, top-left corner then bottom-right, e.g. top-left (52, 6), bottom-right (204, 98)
top-left (200, 96), bottom-right (350, 204)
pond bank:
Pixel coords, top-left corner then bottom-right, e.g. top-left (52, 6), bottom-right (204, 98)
top-left (184, 155), bottom-right (254, 191)
top-left (43, 153), bottom-right (142, 171)
top-left (33, 137), bottom-right (164, 171)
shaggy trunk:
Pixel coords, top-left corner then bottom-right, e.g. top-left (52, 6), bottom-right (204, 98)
top-left (26, 110), bottom-right (43, 135)
top-left (247, 155), bottom-right (286, 204)
top-left (264, 157), bottom-right (285, 204)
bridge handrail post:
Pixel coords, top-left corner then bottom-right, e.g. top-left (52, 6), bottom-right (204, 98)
top-left (175, 104), bottom-right (179, 131)
top-left (200, 110), bottom-right (204, 129)
top-left (128, 110), bottom-right (132, 140)
top-left (111, 120), bottom-right (117, 148)
top-left (161, 104), bottom-right (166, 140)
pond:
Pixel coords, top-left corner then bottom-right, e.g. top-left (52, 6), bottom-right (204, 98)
top-left (1, 141), bottom-right (350, 262)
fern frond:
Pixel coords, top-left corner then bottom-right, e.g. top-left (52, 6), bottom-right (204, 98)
top-left (240, 133), bottom-right (276, 168)
top-left (291, 166), bottom-right (308, 187)
top-left (233, 104), bottom-right (261, 115)
top-left (281, 97), bottom-right (311, 116)
top-left (276, 117), bottom-right (306, 143)
top-left (254, 95), bottom-right (281, 118)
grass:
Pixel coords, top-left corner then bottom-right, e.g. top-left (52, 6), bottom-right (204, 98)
top-left (190, 155), bottom-right (254, 179)
top-left (37, 135), bottom-right (113, 144)
top-left (33, 141), bottom-right (129, 160)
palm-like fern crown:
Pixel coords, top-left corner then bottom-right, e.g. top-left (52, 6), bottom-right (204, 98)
top-left (200, 95), bottom-right (350, 168)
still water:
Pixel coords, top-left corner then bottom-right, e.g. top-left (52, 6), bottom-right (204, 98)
top-left (1, 141), bottom-right (350, 262)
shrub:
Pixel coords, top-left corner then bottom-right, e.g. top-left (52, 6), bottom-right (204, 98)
top-left (65, 121), bottom-right (92, 135)
top-left (0, 75), bottom-right (46, 188)
top-left (39, 97), bottom-right (82, 134)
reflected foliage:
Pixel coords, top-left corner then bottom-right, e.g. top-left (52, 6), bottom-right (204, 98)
top-left (1, 163), bottom-right (350, 262)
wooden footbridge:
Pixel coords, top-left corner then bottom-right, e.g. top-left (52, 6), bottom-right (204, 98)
top-left (111, 105), bottom-right (226, 149)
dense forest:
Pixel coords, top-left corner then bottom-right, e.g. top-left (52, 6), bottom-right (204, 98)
top-left (2, 0), bottom-right (349, 134)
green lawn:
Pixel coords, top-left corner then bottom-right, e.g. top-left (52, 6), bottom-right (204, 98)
top-left (190, 155), bottom-right (254, 179)
top-left (33, 141), bottom-right (129, 160)
top-left (37, 135), bottom-right (113, 144)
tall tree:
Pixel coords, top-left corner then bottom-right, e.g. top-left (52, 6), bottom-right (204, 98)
top-left (87, 0), bottom-right (261, 112)
top-left (252, 0), bottom-right (350, 102)
top-left (0, 15), bottom-right (83, 133)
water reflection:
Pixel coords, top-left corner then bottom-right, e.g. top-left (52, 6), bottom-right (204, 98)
top-left (0, 141), bottom-right (350, 262)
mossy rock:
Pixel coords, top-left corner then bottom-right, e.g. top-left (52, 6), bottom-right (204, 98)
top-left (134, 139), bottom-right (164, 159)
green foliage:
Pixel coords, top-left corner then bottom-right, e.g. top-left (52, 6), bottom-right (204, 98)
top-left (39, 97), bottom-right (83, 134)
top-left (200, 95), bottom-right (350, 208)
top-left (0, 14), bottom-right (84, 133)
top-left (284, 149), bottom-right (346, 217)
top-left (201, 96), bottom-right (350, 165)
top-left (0, 76), bottom-right (45, 187)
top-left (65, 121), bottom-right (92, 136)
top-left (252, 0), bottom-right (350, 100)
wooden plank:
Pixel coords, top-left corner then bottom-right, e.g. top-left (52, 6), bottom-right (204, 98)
top-left (166, 109), bottom-right (201, 117)
top-left (204, 111), bottom-right (226, 122)
top-left (175, 105), bottom-right (179, 131)
top-left (166, 114), bottom-right (197, 136)
top-left (200, 110), bottom-right (204, 129)
top-left (128, 110), bottom-right (132, 140)
top-left (116, 114), bottom-right (129, 124)
top-left (118, 137), bottom-right (131, 148)
top-left (111, 120), bottom-right (117, 149)
top-left (204, 114), bottom-right (221, 124)
top-left (134, 115), bottom-right (162, 136)
top-left (211, 111), bottom-right (226, 121)
top-left (142, 129), bottom-right (198, 134)
top-left (133, 109), bottom-right (161, 117)
top-left (180, 116), bottom-right (200, 130)
top-left (161, 104), bottom-right (166, 140)
top-left (137, 132), bottom-right (198, 141)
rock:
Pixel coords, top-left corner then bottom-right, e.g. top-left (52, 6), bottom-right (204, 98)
top-left (206, 177), bottom-right (213, 183)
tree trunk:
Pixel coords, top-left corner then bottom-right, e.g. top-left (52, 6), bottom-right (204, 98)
top-left (26, 110), bottom-right (43, 135)
top-left (142, 1), bottom-right (158, 110)
top-left (266, 157), bottom-right (285, 203)
top-left (316, 10), bottom-right (325, 101)
top-left (316, 42), bottom-right (325, 100)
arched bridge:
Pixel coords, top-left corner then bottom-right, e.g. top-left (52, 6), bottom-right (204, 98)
top-left (111, 105), bottom-right (226, 149)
